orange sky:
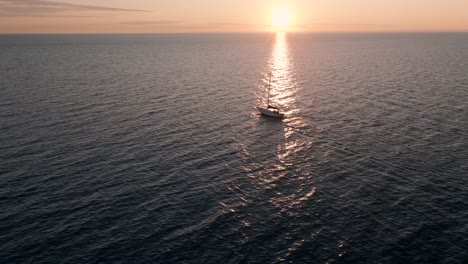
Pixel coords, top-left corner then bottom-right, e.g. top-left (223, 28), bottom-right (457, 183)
top-left (0, 0), bottom-right (467, 33)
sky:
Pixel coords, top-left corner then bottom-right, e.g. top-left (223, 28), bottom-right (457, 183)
top-left (0, 0), bottom-right (467, 33)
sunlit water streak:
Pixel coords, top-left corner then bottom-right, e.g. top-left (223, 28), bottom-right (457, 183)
top-left (236, 33), bottom-right (333, 261)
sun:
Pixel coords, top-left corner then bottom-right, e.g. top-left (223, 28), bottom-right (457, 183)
top-left (271, 6), bottom-right (291, 31)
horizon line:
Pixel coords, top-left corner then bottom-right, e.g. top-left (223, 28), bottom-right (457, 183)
top-left (1, 30), bottom-right (468, 35)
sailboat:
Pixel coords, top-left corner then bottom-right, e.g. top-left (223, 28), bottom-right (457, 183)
top-left (257, 72), bottom-right (285, 118)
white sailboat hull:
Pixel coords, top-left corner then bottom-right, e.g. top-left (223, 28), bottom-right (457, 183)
top-left (257, 107), bottom-right (284, 118)
top-left (257, 72), bottom-right (285, 118)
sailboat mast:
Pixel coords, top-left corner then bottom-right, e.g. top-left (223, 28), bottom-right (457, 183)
top-left (267, 72), bottom-right (271, 106)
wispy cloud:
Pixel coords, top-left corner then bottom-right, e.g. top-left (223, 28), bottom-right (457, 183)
top-left (209, 22), bottom-right (269, 28)
top-left (122, 20), bottom-right (183, 26)
top-left (294, 23), bottom-right (392, 30)
top-left (0, 0), bottom-right (147, 16)
top-left (119, 21), bottom-right (268, 32)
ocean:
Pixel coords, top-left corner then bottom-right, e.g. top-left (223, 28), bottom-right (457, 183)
top-left (0, 33), bottom-right (467, 263)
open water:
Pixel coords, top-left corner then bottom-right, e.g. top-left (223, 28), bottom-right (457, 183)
top-left (1, 33), bottom-right (467, 263)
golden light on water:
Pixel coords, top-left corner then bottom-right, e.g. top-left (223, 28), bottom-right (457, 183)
top-left (268, 32), bottom-right (309, 164)
top-left (268, 32), bottom-right (296, 114)
top-left (229, 31), bottom-right (317, 256)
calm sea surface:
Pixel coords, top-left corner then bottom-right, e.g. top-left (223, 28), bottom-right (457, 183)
top-left (1, 33), bottom-right (467, 263)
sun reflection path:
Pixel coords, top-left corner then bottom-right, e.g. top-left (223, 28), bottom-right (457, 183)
top-left (267, 32), bottom-right (297, 113)
top-left (220, 31), bottom-right (324, 261)
top-left (245, 32), bottom-right (316, 217)
top-left (266, 32), bottom-right (309, 161)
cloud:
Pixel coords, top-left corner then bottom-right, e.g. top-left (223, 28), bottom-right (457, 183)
top-left (123, 20), bottom-right (183, 25)
top-left (209, 22), bottom-right (269, 28)
top-left (0, 0), bottom-right (147, 16)
top-left (294, 23), bottom-right (391, 30)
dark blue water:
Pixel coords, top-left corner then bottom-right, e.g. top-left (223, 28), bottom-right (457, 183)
top-left (1, 33), bottom-right (467, 263)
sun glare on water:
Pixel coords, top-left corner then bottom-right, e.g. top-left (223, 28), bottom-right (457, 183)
top-left (271, 6), bottom-right (291, 32)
